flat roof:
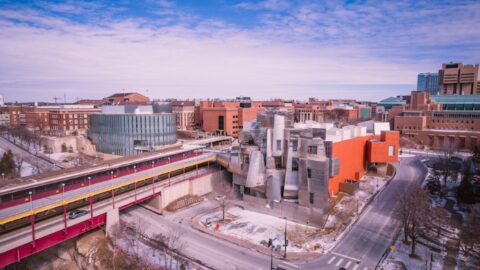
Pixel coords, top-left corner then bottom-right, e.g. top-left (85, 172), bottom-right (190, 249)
top-left (432, 95), bottom-right (480, 104)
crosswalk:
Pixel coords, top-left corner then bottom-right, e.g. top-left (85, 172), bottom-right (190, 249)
top-left (326, 254), bottom-right (369, 270)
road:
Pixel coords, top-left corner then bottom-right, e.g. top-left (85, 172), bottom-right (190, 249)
top-left (301, 156), bottom-right (427, 270)
top-left (123, 156), bottom-right (427, 270)
top-left (0, 136), bottom-right (57, 174)
top-left (122, 205), bottom-right (272, 270)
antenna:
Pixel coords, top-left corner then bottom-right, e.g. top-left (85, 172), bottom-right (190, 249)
top-left (53, 96), bottom-right (61, 104)
top-left (64, 93), bottom-right (66, 104)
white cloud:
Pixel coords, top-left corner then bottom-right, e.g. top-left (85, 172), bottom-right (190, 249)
top-left (0, 1), bottom-right (479, 102)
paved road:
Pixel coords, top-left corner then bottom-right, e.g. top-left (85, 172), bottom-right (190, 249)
top-left (123, 156), bottom-right (427, 270)
top-left (0, 136), bottom-right (57, 174)
top-left (122, 205), bottom-right (272, 270)
top-left (301, 156), bottom-right (427, 270)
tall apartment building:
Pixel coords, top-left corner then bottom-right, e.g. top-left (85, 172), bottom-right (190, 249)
top-left (417, 72), bottom-right (439, 95)
top-left (439, 63), bottom-right (479, 95)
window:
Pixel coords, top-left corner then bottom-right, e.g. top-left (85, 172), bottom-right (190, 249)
top-left (276, 140), bottom-right (282, 151)
top-left (307, 168), bottom-right (312, 178)
top-left (291, 158), bottom-right (298, 171)
top-left (307, 145), bottom-right (317, 155)
top-left (218, 116), bottom-right (224, 130)
top-left (292, 140), bottom-right (298, 152)
top-left (309, 192), bottom-right (314, 204)
top-left (388, 145), bottom-right (395, 156)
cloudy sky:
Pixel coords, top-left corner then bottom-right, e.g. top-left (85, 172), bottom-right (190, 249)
top-left (1, 0), bottom-right (479, 102)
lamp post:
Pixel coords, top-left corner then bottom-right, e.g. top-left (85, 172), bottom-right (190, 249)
top-left (61, 183), bottom-right (65, 203)
top-left (28, 191), bottom-right (33, 212)
top-left (151, 161), bottom-right (155, 168)
top-left (1, 173), bottom-right (4, 181)
top-left (284, 217), bottom-right (288, 259)
top-left (215, 195), bottom-right (226, 221)
top-left (133, 165), bottom-right (136, 173)
top-left (88, 176), bottom-right (91, 192)
top-left (110, 171), bottom-right (114, 179)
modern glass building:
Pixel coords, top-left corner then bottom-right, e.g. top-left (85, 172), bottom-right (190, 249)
top-left (88, 105), bottom-right (177, 156)
top-left (417, 72), bottom-right (439, 95)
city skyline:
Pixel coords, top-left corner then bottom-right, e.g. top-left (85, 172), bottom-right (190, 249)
top-left (1, 0), bottom-right (480, 102)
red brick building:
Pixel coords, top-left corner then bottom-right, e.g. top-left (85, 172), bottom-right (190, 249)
top-left (393, 91), bottom-right (480, 150)
top-left (199, 100), bottom-right (264, 137)
top-left (103, 92), bottom-right (150, 105)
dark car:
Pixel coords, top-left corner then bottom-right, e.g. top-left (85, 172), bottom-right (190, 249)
top-left (68, 209), bottom-right (88, 219)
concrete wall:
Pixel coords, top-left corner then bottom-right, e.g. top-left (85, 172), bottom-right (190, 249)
top-left (147, 170), bottom-right (230, 213)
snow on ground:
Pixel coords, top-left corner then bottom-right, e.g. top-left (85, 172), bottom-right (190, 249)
top-left (0, 145), bottom-right (35, 177)
top-left (381, 237), bottom-right (443, 270)
top-left (400, 148), bottom-right (472, 158)
top-left (198, 173), bottom-right (391, 254)
top-left (399, 152), bottom-right (416, 158)
top-left (49, 152), bottom-right (79, 167)
top-left (200, 206), bottom-right (319, 252)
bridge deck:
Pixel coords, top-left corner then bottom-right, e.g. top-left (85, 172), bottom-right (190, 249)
top-left (0, 152), bottom-right (215, 225)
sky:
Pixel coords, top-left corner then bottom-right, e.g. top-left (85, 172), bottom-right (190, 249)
top-left (0, 0), bottom-right (479, 103)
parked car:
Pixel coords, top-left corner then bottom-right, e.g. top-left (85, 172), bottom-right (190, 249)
top-left (68, 209), bottom-right (88, 219)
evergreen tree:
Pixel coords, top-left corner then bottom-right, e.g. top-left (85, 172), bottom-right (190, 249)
top-left (0, 150), bottom-right (16, 176)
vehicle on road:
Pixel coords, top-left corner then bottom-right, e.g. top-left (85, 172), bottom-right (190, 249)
top-left (68, 209), bottom-right (88, 219)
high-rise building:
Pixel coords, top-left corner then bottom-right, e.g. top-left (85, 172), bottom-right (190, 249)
top-left (439, 62), bottom-right (479, 95)
top-left (417, 72), bottom-right (439, 95)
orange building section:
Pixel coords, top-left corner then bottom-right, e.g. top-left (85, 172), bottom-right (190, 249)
top-left (328, 131), bottom-right (399, 195)
top-left (367, 131), bottom-right (400, 163)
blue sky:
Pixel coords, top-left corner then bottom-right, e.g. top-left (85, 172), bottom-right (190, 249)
top-left (0, 0), bottom-right (479, 102)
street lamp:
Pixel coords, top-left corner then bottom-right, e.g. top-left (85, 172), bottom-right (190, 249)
top-left (110, 171), bottom-right (114, 179)
top-left (88, 176), bottom-right (92, 193)
top-left (151, 161), bottom-right (155, 168)
top-left (133, 165), bottom-right (137, 173)
top-left (28, 191), bottom-right (33, 212)
top-left (1, 172), bottom-right (4, 181)
top-left (215, 195), bottom-right (226, 221)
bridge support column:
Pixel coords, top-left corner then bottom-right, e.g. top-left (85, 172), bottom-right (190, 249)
top-left (142, 193), bottom-right (163, 214)
top-left (63, 204), bottom-right (67, 232)
top-left (30, 215), bottom-right (36, 248)
top-left (89, 196), bottom-right (93, 222)
top-left (105, 208), bottom-right (120, 237)
top-left (111, 190), bottom-right (115, 209)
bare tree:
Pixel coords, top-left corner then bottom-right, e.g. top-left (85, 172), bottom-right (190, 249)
top-left (150, 230), bottom-right (187, 270)
top-left (396, 185), bottom-right (431, 256)
top-left (13, 154), bottom-right (25, 175)
top-left (459, 205), bottom-right (480, 258)
top-left (430, 207), bottom-right (449, 237)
